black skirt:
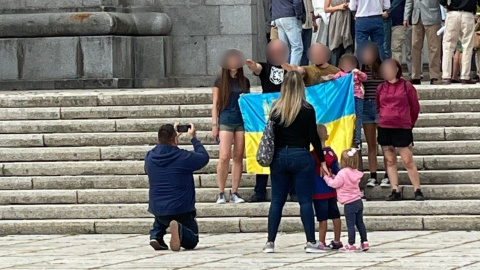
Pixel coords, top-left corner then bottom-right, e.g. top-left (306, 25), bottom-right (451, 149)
top-left (377, 127), bottom-right (414, 147)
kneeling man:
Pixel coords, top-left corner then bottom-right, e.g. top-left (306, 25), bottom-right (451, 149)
top-left (146, 123), bottom-right (210, 251)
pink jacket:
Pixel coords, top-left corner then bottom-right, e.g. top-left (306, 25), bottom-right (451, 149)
top-left (376, 78), bottom-right (420, 129)
top-left (324, 168), bottom-right (363, 205)
top-left (334, 70), bottom-right (367, 99)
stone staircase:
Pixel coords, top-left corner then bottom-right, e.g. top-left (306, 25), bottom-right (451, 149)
top-left (0, 85), bottom-right (479, 235)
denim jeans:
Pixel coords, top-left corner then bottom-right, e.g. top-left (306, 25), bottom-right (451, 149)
top-left (383, 18), bottom-right (392, 59)
top-left (301, 28), bottom-right (313, 66)
top-left (275, 17), bottom-right (303, 65)
top-left (344, 199), bottom-right (368, 245)
top-left (354, 97), bottom-right (364, 144)
top-left (355, 16), bottom-right (387, 61)
top-left (254, 174), bottom-right (296, 199)
top-left (268, 147), bottom-right (316, 242)
top-left (150, 211), bottom-right (199, 249)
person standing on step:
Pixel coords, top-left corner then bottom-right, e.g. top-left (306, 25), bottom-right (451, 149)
top-left (404, 0), bottom-right (442, 85)
top-left (438, 0), bottom-right (480, 85)
top-left (325, 0), bottom-right (354, 67)
top-left (377, 59), bottom-right (424, 201)
top-left (383, 0), bottom-right (408, 65)
top-left (301, 0), bottom-right (317, 65)
top-left (312, 0), bottom-right (330, 46)
top-left (272, 0), bottom-right (305, 65)
top-left (146, 123), bottom-right (209, 251)
top-left (263, 71), bottom-right (330, 254)
top-left (263, 0), bottom-right (273, 44)
top-left (246, 40), bottom-right (297, 203)
top-left (212, 49), bottom-right (250, 204)
top-left (349, 0), bottom-right (390, 61)
top-left (361, 42), bottom-right (390, 189)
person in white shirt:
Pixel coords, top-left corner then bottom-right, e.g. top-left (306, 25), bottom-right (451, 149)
top-left (312, 0), bottom-right (330, 45)
top-left (349, 0), bottom-right (390, 60)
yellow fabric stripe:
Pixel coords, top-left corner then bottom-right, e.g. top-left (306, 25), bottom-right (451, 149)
top-left (245, 132), bottom-right (270, 174)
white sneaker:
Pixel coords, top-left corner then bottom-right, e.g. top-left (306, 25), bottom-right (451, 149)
top-left (230, 191), bottom-right (245, 203)
top-left (216, 192), bottom-right (226, 204)
top-left (305, 241), bottom-right (328, 253)
top-left (366, 178), bottom-right (377, 187)
top-left (263, 241), bottom-right (274, 253)
top-left (380, 178), bottom-right (390, 187)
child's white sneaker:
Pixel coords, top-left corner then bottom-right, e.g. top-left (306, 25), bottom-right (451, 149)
top-left (263, 241), bottom-right (274, 253)
top-left (305, 241), bottom-right (328, 253)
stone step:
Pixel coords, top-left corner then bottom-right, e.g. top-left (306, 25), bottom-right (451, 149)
top-left (0, 169), bottom-right (478, 190)
top-left (0, 86), bottom-right (479, 108)
top-left (1, 140), bottom-right (478, 162)
top-left (0, 200), bottom-right (478, 220)
top-left (0, 184), bottom-right (478, 205)
top-left (1, 100), bottom-right (480, 121)
top-left (1, 155), bottom-right (479, 176)
top-left (0, 215), bottom-right (478, 234)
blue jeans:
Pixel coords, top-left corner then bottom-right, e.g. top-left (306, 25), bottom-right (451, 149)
top-left (354, 97), bottom-right (364, 144)
top-left (355, 16), bottom-right (387, 61)
top-left (301, 28), bottom-right (313, 66)
top-left (254, 174), bottom-right (296, 199)
top-left (268, 147), bottom-right (316, 242)
top-left (383, 18), bottom-right (392, 59)
top-left (150, 211), bottom-right (199, 249)
top-left (275, 17), bottom-right (303, 65)
top-left (344, 199), bottom-right (368, 245)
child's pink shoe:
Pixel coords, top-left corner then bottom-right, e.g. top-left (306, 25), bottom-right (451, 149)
top-left (361, 242), bottom-right (370, 251)
top-left (339, 244), bottom-right (357, 252)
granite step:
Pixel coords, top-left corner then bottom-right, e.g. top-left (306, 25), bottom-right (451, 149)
top-left (0, 184), bottom-right (479, 205)
top-left (0, 215), bottom-right (478, 234)
top-left (1, 99), bottom-right (479, 121)
top-left (1, 155), bottom-right (479, 176)
top-left (0, 200), bottom-right (478, 220)
top-left (0, 169), bottom-right (478, 190)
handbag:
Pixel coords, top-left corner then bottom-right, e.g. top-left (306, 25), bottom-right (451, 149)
top-left (256, 119), bottom-right (275, 167)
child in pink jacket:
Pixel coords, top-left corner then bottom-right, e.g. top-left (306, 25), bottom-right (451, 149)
top-left (324, 148), bottom-right (369, 252)
top-left (333, 54), bottom-right (367, 148)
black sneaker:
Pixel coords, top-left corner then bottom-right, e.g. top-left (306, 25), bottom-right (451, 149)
top-left (414, 189), bottom-right (425, 201)
top-left (386, 190), bottom-right (402, 201)
top-left (250, 193), bottom-right (267, 203)
top-left (329, 240), bottom-right (344, 250)
top-left (150, 238), bottom-right (168, 251)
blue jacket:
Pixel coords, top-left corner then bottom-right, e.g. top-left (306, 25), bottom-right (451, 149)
top-left (145, 138), bottom-right (209, 216)
top-left (271, 0), bottom-right (305, 23)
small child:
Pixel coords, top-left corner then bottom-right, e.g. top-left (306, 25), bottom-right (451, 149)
top-left (311, 125), bottom-right (343, 251)
top-left (324, 148), bottom-right (370, 252)
top-left (334, 54), bottom-right (367, 149)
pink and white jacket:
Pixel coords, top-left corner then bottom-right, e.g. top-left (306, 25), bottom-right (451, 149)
top-left (324, 168), bottom-right (363, 205)
top-left (334, 70), bottom-right (367, 99)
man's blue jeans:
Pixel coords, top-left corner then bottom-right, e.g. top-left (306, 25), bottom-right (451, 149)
top-left (268, 147), bottom-right (316, 242)
top-left (355, 16), bottom-right (387, 60)
top-left (150, 211), bottom-right (199, 249)
top-left (383, 18), bottom-right (392, 59)
top-left (276, 17), bottom-right (304, 65)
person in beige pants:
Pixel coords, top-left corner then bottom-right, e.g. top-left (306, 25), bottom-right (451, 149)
top-left (404, 0), bottom-right (442, 85)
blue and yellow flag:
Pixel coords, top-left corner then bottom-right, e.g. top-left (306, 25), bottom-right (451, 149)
top-left (239, 73), bottom-right (355, 174)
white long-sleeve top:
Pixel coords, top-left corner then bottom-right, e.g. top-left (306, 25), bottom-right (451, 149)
top-left (349, 0), bottom-right (390, 18)
top-left (312, 0), bottom-right (330, 24)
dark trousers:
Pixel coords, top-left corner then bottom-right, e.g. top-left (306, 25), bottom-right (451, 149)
top-left (301, 28), bottom-right (313, 66)
top-left (330, 45), bottom-right (354, 67)
top-left (149, 211), bottom-right (199, 250)
top-left (267, 147), bottom-right (316, 242)
top-left (344, 199), bottom-right (368, 245)
top-left (254, 174), bottom-right (296, 199)
top-left (355, 16), bottom-right (387, 61)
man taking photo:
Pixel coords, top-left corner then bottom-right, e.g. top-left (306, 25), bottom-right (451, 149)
top-left (146, 123), bottom-right (210, 251)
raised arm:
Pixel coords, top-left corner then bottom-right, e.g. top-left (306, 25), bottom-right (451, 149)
top-left (184, 124), bottom-right (210, 171)
top-left (246, 59), bottom-right (263, 75)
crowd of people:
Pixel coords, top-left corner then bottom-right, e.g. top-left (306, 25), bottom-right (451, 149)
top-left (143, 0), bottom-right (480, 254)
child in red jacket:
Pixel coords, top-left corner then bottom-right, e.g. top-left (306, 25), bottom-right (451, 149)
top-left (377, 59), bottom-right (424, 202)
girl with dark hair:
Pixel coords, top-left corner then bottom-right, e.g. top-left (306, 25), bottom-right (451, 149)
top-left (377, 59), bottom-right (423, 201)
top-left (360, 42), bottom-right (389, 189)
top-left (212, 49), bottom-right (250, 204)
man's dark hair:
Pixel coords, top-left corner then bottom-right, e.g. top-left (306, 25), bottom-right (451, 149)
top-left (158, 124), bottom-right (177, 144)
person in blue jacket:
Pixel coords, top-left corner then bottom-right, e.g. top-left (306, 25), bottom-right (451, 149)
top-left (145, 123), bottom-right (210, 252)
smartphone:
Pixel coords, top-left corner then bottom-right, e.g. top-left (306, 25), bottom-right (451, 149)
top-left (177, 124), bottom-right (191, 133)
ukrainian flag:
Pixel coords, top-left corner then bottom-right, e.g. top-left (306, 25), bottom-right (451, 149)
top-left (239, 73), bottom-right (355, 174)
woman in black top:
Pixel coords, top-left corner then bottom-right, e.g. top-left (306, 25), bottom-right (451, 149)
top-left (360, 42), bottom-right (389, 188)
top-left (263, 71), bottom-right (329, 254)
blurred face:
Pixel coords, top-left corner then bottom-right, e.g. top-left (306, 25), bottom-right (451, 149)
top-left (225, 54), bottom-right (243, 71)
top-left (381, 61), bottom-right (398, 81)
top-left (267, 40), bottom-right (288, 65)
top-left (339, 60), bottom-right (355, 72)
top-left (361, 48), bottom-right (377, 66)
top-left (309, 44), bottom-right (329, 65)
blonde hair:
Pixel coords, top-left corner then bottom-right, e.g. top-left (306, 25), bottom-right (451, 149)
top-left (340, 148), bottom-right (360, 169)
top-left (271, 71), bottom-right (307, 127)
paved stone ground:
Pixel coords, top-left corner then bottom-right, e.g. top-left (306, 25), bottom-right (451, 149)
top-left (1, 231), bottom-right (479, 269)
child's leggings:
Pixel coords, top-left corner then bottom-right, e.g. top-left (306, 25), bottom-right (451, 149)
top-left (344, 199), bottom-right (368, 245)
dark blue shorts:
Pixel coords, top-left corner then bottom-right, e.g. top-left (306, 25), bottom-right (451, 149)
top-left (313, 197), bottom-right (341, 222)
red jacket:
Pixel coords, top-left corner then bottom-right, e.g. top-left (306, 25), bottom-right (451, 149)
top-left (376, 78), bottom-right (420, 129)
